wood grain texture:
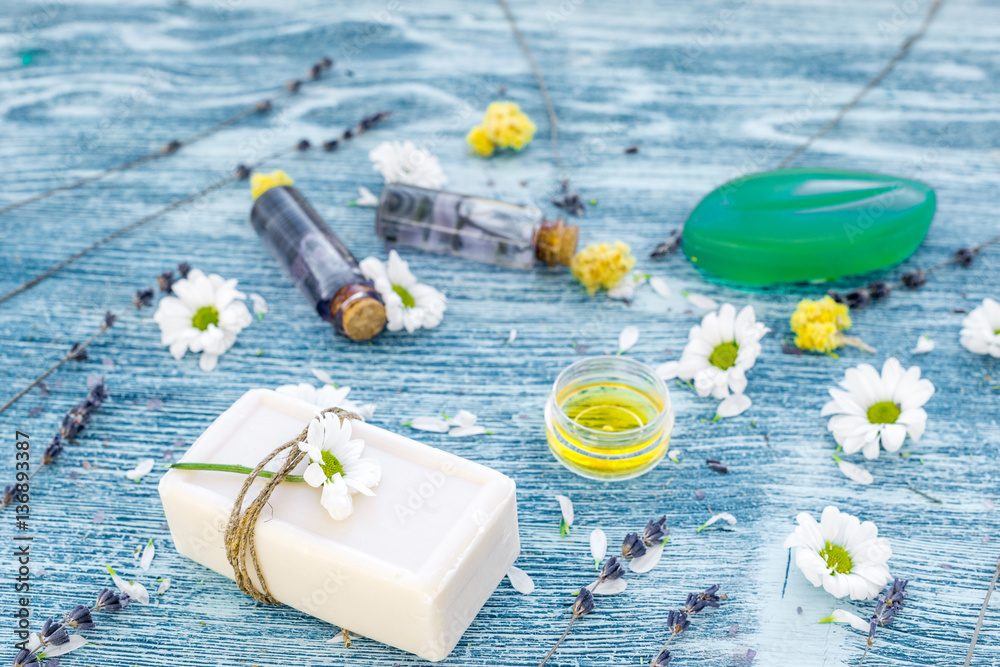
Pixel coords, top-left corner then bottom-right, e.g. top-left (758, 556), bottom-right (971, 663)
top-left (1, 1), bottom-right (999, 665)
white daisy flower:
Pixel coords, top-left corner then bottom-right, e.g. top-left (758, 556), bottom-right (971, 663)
top-left (369, 140), bottom-right (448, 190)
top-left (152, 269), bottom-right (253, 371)
top-left (301, 414), bottom-right (381, 521)
top-left (783, 506), bottom-right (892, 600)
top-left (276, 382), bottom-right (376, 420)
top-left (360, 250), bottom-right (447, 333)
top-left (659, 304), bottom-right (769, 401)
top-left (961, 298), bottom-right (1000, 357)
top-left (821, 357), bottom-right (934, 460)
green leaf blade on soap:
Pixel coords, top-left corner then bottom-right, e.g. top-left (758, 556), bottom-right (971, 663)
top-left (681, 168), bottom-right (936, 285)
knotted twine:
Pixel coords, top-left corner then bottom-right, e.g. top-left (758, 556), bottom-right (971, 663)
top-left (223, 407), bottom-right (360, 604)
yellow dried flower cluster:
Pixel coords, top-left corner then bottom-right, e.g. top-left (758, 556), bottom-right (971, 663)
top-left (250, 170), bottom-right (294, 200)
top-left (570, 241), bottom-right (635, 296)
top-left (466, 102), bottom-right (536, 157)
top-left (790, 295), bottom-right (852, 353)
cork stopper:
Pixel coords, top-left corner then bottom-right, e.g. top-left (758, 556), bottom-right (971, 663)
top-left (341, 297), bottom-right (387, 341)
top-left (536, 219), bottom-right (579, 267)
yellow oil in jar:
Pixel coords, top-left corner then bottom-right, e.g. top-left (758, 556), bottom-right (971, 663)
top-left (546, 381), bottom-right (671, 480)
top-left (561, 383), bottom-right (662, 432)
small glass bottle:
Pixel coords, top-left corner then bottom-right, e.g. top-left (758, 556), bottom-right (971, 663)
top-left (545, 356), bottom-right (674, 481)
top-left (251, 183), bottom-right (386, 341)
top-left (374, 183), bottom-right (579, 269)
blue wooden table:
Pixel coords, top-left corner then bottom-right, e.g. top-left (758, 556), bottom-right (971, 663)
top-left (2, 1), bottom-right (999, 665)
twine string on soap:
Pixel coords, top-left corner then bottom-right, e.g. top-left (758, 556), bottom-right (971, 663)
top-left (223, 407), bottom-right (360, 605)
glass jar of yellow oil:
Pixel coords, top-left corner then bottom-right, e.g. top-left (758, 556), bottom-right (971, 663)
top-left (545, 356), bottom-right (673, 480)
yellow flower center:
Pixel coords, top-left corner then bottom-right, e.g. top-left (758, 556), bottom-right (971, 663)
top-left (191, 306), bottom-right (219, 331)
top-left (819, 541), bottom-right (853, 574)
top-left (393, 284), bottom-right (416, 309)
top-left (709, 342), bottom-right (739, 370)
top-left (319, 450), bottom-right (344, 479)
top-left (867, 400), bottom-right (901, 424)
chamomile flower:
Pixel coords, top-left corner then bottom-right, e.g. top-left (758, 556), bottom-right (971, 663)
top-left (790, 296), bottom-right (873, 355)
top-left (467, 101), bottom-right (536, 156)
top-left (359, 250), bottom-right (447, 333)
top-left (783, 506), bottom-right (892, 600)
top-left (658, 304), bottom-right (769, 401)
top-left (301, 414), bottom-right (381, 521)
top-left (368, 140), bottom-right (448, 190)
top-left (821, 358), bottom-right (934, 459)
top-left (152, 269), bottom-right (252, 371)
top-left (570, 241), bottom-right (635, 296)
top-left (960, 298), bottom-right (1000, 357)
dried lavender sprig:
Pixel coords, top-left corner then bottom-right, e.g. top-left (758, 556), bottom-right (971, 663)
top-left (1, 379), bottom-right (110, 512)
top-left (0, 110), bottom-right (391, 306)
top-left (652, 585), bottom-right (725, 664)
top-left (963, 558), bottom-right (1000, 667)
top-left (826, 232), bottom-right (1000, 312)
top-left (0, 310), bottom-right (121, 417)
top-left (858, 578), bottom-right (908, 665)
top-left (537, 588), bottom-right (595, 667)
top-left (0, 57), bottom-right (335, 219)
top-left (12, 588), bottom-right (131, 665)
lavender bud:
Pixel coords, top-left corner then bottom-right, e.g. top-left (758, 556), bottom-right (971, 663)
top-left (254, 99), bottom-right (272, 113)
top-left (845, 289), bottom-right (869, 309)
top-left (826, 290), bottom-right (846, 304)
top-left (64, 604), bottom-right (95, 629)
top-left (651, 649), bottom-right (672, 666)
top-left (322, 139), bottom-right (339, 152)
top-left (308, 63), bottom-right (323, 80)
top-left (177, 262), bottom-right (191, 278)
top-left (157, 269), bottom-right (175, 294)
top-left (67, 342), bottom-right (88, 362)
top-left (39, 618), bottom-right (69, 646)
top-left (666, 609), bottom-right (690, 635)
top-left (233, 164), bottom-right (251, 180)
top-left (867, 280), bottom-right (890, 299)
top-left (12, 649), bottom-right (40, 667)
top-left (285, 79), bottom-right (302, 93)
top-left (598, 556), bottom-right (625, 583)
top-left (706, 459), bottom-right (728, 474)
top-left (621, 532), bottom-right (647, 560)
top-left (133, 287), bottom-right (155, 309)
top-left (320, 56), bottom-right (333, 69)
top-left (103, 311), bottom-right (116, 329)
top-left (955, 247), bottom-right (975, 267)
top-left (902, 270), bottom-right (926, 288)
top-left (642, 515), bottom-right (668, 546)
top-left (572, 587), bottom-right (595, 617)
top-left (42, 436), bottom-right (63, 466)
top-left (296, 139), bottom-right (311, 152)
top-left (160, 139), bottom-right (182, 155)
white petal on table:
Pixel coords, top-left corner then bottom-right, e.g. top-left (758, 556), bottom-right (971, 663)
top-left (699, 512), bottom-right (737, 531)
top-left (409, 416), bottom-right (450, 433)
top-left (507, 329), bottom-right (517, 344)
top-left (820, 609), bottom-right (870, 632)
top-left (555, 494), bottom-right (574, 526)
top-left (139, 541), bottom-right (155, 571)
top-left (618, 325), bottom-right (640, 353)
top-left (590, 528), bottom-right (608, 562)
top-left (42, 635), bottom-right (88, 657)
top-left (649, 276), bottom-right (671, 299)
top-left (157, 577), bottom-right (171, 595)
top-left (716, 393), bottom-right (752, 418)
top-left (837, 459), bottom-right (874, 485)
top-left (629, 543), bottom-right (665, 573)
top-left (912, 335), bottom-right (935, 354)
top-left (125, 458), bottom-right (155, 481)
top-left (589, 578), bottom-right (628, 595)
top-left (506, 566), bottom-right (535, 595)
top-left (451, 409), bottom-right (478, 428)
top-left (686, 292), bottom-right (719, 310)
top-left (356, 186), bottom-right (379, 207)
top-left (311, 368), bottom-right (336, 386)
top-left (656, 360), bottom-right (680, 380)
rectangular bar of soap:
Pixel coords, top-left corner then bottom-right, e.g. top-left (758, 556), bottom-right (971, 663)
top-left (158, 389), bottom-right (519, 662)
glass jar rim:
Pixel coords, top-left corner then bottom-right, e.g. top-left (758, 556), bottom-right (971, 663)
top-left (550, 355), bottom-right (670, 437)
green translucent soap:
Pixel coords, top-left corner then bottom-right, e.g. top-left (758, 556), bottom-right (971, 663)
top-left (682, 168), bottom-right (936, 285)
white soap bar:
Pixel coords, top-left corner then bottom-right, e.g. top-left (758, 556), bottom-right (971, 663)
top-left (158, 389), bottom-right (519, 662)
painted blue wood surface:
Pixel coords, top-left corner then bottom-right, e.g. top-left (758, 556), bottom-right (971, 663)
top-left (1, 1), bottom-right (999, 665)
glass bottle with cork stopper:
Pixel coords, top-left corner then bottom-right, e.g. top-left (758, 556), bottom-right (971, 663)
top-left (250, 171), bottom-right (386, 341)
top-left (374, 183), bottom-right (578, 269)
